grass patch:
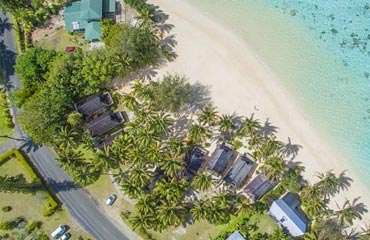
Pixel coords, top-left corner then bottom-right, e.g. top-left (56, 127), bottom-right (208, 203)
top-left (0, 157), bottom-right (33, 182)
top-left (33, 27), bottom-right (88, 51)
top-left (0, 92), bottom-right (13, 145)
top-left (85, 174), bottom-right (117, 202)
top-left (0, 192), bottom-right (91, 238)
top-left (148, 220), bottom-right (226, 240)
top-left (248, 213), bottom-right (277, 235)
top-left (0, 151), bottom-right (92, 239)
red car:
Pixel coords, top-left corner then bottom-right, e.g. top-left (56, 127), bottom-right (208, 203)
top-left (65, 46), bottom-right (76, 52)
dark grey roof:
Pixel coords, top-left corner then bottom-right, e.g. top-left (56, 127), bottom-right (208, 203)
top-left (77, 92), bottom-right (113, 117)
top-left (185, 147), bottom-right (206, 179)
top-left (86, 111), bottom-right (124, 137)
top-left (224, 154), bottom-right (255, 188)
top-left (244, 173), bottom-right (274, 202)
top-left (208, 144), bottom-right (234, 175)
top-left (94, 130), bottom-right (123, 148)
top-left (282, 192), bottom-right (301, 209)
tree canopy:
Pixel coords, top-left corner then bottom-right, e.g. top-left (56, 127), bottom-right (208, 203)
top-left (102, 23), bottom-right (161, 72)
top-left (14, 47), bottom-right (57, 107)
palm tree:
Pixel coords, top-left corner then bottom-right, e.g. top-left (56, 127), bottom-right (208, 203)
top-left (188, 123), bottom-right (211, 144)
top-left (93, 146), bottom-right (119, 172)
top-left (112, 54), bottom-right (133, 77)
top-left (159, 154), bottom-right (185, 179)
top-left (237, 113), bottom-right (260, 137)
top-left (247, 133), bottom-right (264, 153)
top-left (55, 126), bottom-right (78, 150)
top-left (157, 201), bottom-right (185, 227)
top-left (335, 197), bottom-right (365, 227)
top-left (315, 170), bottom-right (340, 200)
top-left (130, 212), bottom-right (154, 231)
top-left (165, 137), bottom-right (186, 155)
top-left (149, 111), bottom-right (174, 135)
top-left (121, 93), bottom-right (139, 111)
top-left (218, 114), bottom-right (234, 135)
top-left (259, 156), bottom-right (288, 182)
top-left (132, 79), bottom-right (153, 102)
top-left (301, 185), bottom-right (327, 219)
top-left (191, 170), bottom-right (214, 192)
top-left (190, 200), bottom-right (207, 221)
top-left (120, 178), bottom-right (142, 199)
top-left (197, 105), bottom-right (219, 126)
top-left (203, 198), bottom-right (226, 224)
top-left (73, 165), bottom-right (99, 186)
top-left (56, 149), bottom-right (84, 171)
top-left (136, 124), bottom-right (158, 147)
top-left (130, 165), bottom-right (151, 188)
top-left (154, 179), bottom-right (188, 204)
top-left (255, 137), bottom-right (284, 162)
top-left (136, 194), bottom-right (156, 214)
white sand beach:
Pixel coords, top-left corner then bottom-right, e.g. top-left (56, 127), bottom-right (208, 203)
top-left (148, 0), bottom-right (370, 226)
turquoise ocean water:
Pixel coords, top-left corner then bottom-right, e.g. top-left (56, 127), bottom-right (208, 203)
top-left (186, 0), bottom-right (370, 185)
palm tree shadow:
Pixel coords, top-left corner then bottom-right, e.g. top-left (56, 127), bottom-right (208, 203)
top-left (0, 17), bottom-right (12, 36)
top-left (172, 113), bottom-right (191, 138)
top-left (47, 178), bottom-right (80, 193)
top-left (281, 137), bottom-right (302, 160)
top-left (353, 199), bottom-right (368, 217)
top-left (188, 82), bottom-right (212, 113)
top-left (338, 170), bottom-right (353, 191)
top-left (19, 138), bottom-right (41, 153)
top-left (259, 118), bottom-right (278, 138)
top-left (150, 4), bottom-right (169, 24)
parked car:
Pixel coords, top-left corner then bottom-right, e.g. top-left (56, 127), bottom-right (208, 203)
top-left (59, 232), bottom-right (71, 240)
top-left (65, 46), bottom-right (75, 52)
top-left (105, 194), bottom-right (117, 206)
top-left (50, 225), bottom-right (67, 239)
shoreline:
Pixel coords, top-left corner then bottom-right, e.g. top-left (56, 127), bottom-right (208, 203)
top-left (148, 0), bottom-right (370, 226)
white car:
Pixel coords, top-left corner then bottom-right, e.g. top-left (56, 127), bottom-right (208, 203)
top-left (59, 232), bottom-right (71, 240)
top-left (105, 194), bottom-right (117, 206)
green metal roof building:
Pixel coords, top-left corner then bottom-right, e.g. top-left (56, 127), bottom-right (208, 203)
top-left (63, 0), bottom-right (116, 41)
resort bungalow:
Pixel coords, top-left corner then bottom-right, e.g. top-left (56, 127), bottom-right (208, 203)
top-left (268, 192), bottom-right (308, 237)
top-left (226, 231), bottom-right (245, 240)
top-left (224, 153), bottom-right (256, 188)
top-left (243, 173), bottom-right (274, 202)
top-left (185, 147), bottom-right (207, 180)
top-left (63, 0), bottom-right (116, 41)
top-left (207, 143), bottom-right (235, 175)
top-left (77, 92), bottom-right (113, 118)
top-left (86, 111), bottom-right (124, 137)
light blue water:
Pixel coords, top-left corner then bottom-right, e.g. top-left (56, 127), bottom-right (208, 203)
top-left (186, 0), bottom-right (370, 185)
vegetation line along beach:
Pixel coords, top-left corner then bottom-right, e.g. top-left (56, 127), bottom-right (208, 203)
top-left (148, 0), bottom-right (370, 229)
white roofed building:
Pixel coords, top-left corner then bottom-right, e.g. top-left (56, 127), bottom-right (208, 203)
top-left (268, 192), bottom-right (308, 237)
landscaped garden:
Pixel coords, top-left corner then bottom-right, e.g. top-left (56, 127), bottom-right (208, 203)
top-left (0, 149), bottom-right (92, 239)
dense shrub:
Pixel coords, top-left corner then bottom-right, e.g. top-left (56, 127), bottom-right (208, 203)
top-left (1, 206), bottom-right (11, 212)
top-left (0, 217), bottom-right (26, 230)
top-left (42, 193), bottom-right (59, 217)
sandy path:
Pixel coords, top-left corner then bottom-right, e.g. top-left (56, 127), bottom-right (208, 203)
top-left (148, 0), bottom-right (370, 227)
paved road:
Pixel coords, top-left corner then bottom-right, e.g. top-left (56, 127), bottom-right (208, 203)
top-left (0, 12), bottom-right (138, 240)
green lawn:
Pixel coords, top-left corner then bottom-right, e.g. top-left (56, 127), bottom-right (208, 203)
top-left (248, 213), bottom-right (277, 235)
top-left (0, 154), bottom-right (92, 239)
top-left (0, 157), bottom-right (32, 182)
top-left (0, 92), bottom-right (13, 145)
top-left (148, 220), bottom-right (226, 240)
top-left (33, 27), bottom-right (88, 52)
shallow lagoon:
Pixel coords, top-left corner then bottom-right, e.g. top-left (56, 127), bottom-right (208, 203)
top-left (187, 0), bottom-right (370, 185)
